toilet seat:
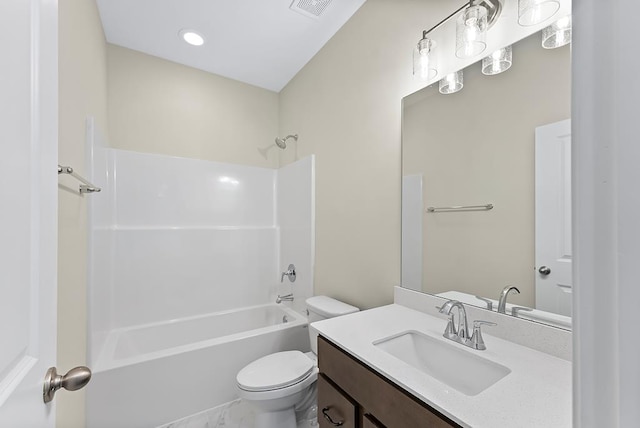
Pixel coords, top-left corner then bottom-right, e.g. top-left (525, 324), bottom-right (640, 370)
top-left (237, 351), bottom-right (314, 392)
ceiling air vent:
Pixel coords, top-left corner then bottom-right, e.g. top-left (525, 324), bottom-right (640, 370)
top-left (289, 0), bottom-right (333, 20)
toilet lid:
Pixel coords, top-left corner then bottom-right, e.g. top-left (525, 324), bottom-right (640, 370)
top-left (237, 351), bottom-right (314, 392)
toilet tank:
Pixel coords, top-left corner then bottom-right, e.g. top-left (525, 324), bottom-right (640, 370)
top-left (306, 296), bottom-right (359, 355)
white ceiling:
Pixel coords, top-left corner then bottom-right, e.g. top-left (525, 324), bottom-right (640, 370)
top-left (96, 0), bottom-right (367, 92)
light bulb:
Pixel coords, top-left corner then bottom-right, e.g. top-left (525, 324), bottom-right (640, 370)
top-left (542, 15), bottom-right (572, 49)
top-left (456, 5), bottom-right (488, 59)
top-left (482, 46), bottom-right (513, 75)
top-left (439, 71), bottom-right (464, 95)
top-left (518, 0), bottom-right (560, 26)
top-left (413, 34), bottom-right (437, 81)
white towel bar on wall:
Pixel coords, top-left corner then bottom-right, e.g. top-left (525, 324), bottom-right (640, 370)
top-left (58, 165), bottom-right (101, 194)
top-left (426, 204), bottom-right (493, 213)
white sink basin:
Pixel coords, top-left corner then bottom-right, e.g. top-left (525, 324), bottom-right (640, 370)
top-left (374, 330), bottom-right (511, 396)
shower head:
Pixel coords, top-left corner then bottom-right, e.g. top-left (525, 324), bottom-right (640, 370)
top-left (274, 134), bottom-right (298, 149)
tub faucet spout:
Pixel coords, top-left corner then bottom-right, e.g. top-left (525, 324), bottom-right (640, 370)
top-left (276, 293), bottom-right (294, 304)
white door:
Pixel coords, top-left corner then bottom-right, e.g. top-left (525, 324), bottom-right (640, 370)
top-left (0, 0), bottom-right (58, 426)
top-left (535, 119), bottom-right (572, 316)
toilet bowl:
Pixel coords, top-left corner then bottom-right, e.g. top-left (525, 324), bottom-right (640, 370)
top-left (236, 296), bottom-right (358, 428)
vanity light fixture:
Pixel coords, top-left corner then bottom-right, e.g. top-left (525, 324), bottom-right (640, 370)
top-left (439, 70), bottom-right (464, 95)
top-left (455, 4), bottom-right (488, 59)
top-left (518, 0), bottom-right (560, 26)
top-left (411, 1), bottom-right (504, 82)
top-left (413, 31), bottom-right (438, 81)
top-left (542, 15), bottom-right (572, 49)
top-left (179, 29), bottom-right (205, 46)
top-left (481, 45), bottom-right (512, 75)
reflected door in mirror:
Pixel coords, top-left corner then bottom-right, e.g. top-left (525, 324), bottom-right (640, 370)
top-left (535, 119), bottom-right (572, 317)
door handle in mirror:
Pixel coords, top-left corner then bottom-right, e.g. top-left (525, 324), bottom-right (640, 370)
top-left (43, 366), bottom-right (92, 403)
top-left (538, 266), bottom-right (551, 275)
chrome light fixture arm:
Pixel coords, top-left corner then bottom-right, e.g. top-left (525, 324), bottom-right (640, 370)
top-left (420, 0), bottom-right (502, 40)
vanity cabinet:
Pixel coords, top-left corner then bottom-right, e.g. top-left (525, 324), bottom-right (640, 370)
top-left (318, 336), bottom-right (460, 428)
top-left (317, 374), bottom-right (357, 428)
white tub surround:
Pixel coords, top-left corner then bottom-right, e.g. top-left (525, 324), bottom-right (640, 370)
top-left (312, 304), bottom-right (571, 428)
top-left (88, 144), bottom-right (315, 358)
top-left (276, 156), bottom-right (315, 316)
top-left (85, 124), bottom-right (316, 427)
top-left (88, 147), bottom-right (277, 358)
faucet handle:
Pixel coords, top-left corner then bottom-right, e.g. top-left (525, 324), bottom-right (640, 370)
top-left (443, 313), bottom-right (458, 340)
top-left (473, 320), bottom-right (497, 328)
top-left (470, 320), bottom-right (497, 350)
top-left (474, 296), bottom-right (494, 311)
top-left (280, 264), bottom-right (296, 283)
top-left (435, 306), bottom-right (458, 338)
top-left (511, 306), bottom-right (533, 318)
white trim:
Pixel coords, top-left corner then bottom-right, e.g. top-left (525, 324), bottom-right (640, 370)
top-left (573, 0), bottom-right (640, 426)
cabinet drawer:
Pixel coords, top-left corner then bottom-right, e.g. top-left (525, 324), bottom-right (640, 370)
top-left (318, 336), bottom-right (460, 428)
top-left (317, 373), bottom-right (357, 428)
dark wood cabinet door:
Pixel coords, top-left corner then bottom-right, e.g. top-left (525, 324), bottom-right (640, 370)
top-left (363, 413), bottom-right (386, 428)
top-left (319, 336), bottom-right (460, 428)
top-left (317, 373), bottom-right (357, 428)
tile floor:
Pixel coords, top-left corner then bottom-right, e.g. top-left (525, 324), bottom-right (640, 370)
top-left (157, 399), bottom-right (318, 428)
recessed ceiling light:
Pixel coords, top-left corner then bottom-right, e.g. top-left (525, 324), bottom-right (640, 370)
top-left (179, 29), bottom-right (205, 46)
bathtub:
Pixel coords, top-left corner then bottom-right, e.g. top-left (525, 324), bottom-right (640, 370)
top-left (86, 303), bottom-right (309, 428)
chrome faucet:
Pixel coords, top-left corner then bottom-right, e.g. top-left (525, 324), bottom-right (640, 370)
top-left (276, 293), bottom-right (294, 304)
top-left (439, 300), bottom-right (496, 350)
top-left (497, 285), bottom-right (520, 314)
top-left (281, 264), bottom-right (296, 283)
top-left (439, 300), bottom-right (470, 342)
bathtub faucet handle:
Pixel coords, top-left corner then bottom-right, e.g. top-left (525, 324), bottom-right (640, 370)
top-left (280, 264), bottom-right (296, 283)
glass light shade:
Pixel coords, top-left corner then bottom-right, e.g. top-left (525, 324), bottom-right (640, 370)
top-left (482, 46), bottom-right (513, 75)
top-left (413, 37), bottom-right (437, 81)
top-left (456, 5), bottom-right (488, 59)
top-left (518, 0), bottom-right (560, 26)
top-left (542, 16), bottom-right (572, 49)
top-left (439, 71), bottom-right (463, 95)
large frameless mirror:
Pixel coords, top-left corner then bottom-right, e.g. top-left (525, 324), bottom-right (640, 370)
top-left (402, 29), bottom-right (571, 329)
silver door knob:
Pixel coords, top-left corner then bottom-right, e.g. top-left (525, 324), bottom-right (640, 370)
top-left (538, 266), bottom-right (551, 275)
top-left (43, 366), bottom-right (92, 403)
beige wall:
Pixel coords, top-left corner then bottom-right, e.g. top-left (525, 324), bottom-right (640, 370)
top-left (58, 0), bottom-right (109, 426)
top-left (403, 35), bottom-right (571, 308)
top-left (107, 45), bottom-right (280, 168)
top-left (278, 0), bottom-right (452, 309)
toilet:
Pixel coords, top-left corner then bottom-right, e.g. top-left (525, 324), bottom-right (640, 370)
top-left (236, 296), bottom-right (359, 428)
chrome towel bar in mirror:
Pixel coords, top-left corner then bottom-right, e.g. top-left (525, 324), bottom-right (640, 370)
top-left (58, 165), bottom-right (101, 194)
top-left (426, 204), bottom-right (493, 213)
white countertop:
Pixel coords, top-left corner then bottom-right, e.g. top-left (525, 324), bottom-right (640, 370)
top-left (312, 304), bottom-right (572, 428)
